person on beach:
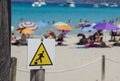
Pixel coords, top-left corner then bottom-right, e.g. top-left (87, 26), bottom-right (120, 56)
top-left (94, 31), bottom-right (103, 42)
top-left (88, 35), bottom-right (95, 43)
top-left (77, 33), bottom-right (85, 37)
top-left (61, 30), bottom-right (67, 36)
top-left (98, 37), bottom-right (106, 47)
top-left (44, 30), bottom-right (56, 39)
top-left (95, 32), bottom-right (101, 42)
top-left (56, 33), bottom-right (65, 46)
top-left (19, 34), bottom-right (27, 45)
top-left (110, 30), bottom-right (116, 41)
top-left (76, 35), bottom-right (88, 45)
top-left (11, 33), bottom-right (19, 45)
top-left (98, 37), bottom-right (112, 47)
top-left (85, 35), bottom-right (99, 48)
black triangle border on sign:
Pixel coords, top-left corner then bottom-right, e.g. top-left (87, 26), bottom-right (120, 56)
top-left (29, 42), bottom-right (53, 66)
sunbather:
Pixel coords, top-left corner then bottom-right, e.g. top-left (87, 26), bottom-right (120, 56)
top-left (11, 33), bottom-right (19, 45)
top-left (56, 33), bottom-right (65, 46)
top-left (76, 35), bottom-right (88, 45)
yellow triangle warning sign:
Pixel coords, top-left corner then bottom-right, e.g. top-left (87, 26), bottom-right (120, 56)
top-left (29, 42), bottom-right (53, 66)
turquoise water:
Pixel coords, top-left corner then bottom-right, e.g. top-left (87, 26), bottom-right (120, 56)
top-left (12, 3), bottom-right (120, 35)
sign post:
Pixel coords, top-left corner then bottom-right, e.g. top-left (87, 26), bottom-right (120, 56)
top-left (102, 55), bottom-right (105, 81)
top-left (30, 69), bottom-right (45, 81)
top-left (28, 39), bottom-right (55, 81)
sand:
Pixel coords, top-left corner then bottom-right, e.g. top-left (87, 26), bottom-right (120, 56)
top-left (11, 34), bottom-right (120, 81)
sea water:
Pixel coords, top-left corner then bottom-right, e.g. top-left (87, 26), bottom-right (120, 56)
top-left (12, 3), bottom-right (120, 35)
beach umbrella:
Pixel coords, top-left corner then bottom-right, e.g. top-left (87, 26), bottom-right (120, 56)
top-left (82, 24), bottom-right (91, 28)
top-left (80, 23), bottom-right (96, 30)
top-left (16, 28), bottom-right (34, 34)
top-left (55, 25), bottom-right (73, 31)
top-left (75, 22), bottom-right (91, 28)
top-left (53, 22), bottom-right (68, 27)
top-left (93, 22), bottom-right (119, 42)
top-left (79, 23), bottom-right (97, 34)
top-left (93, 22), bottom-right (119, 30)
top-left (55, 25), bottom-right (73, 34)
top-left (36, 21), bottom-right (48, 28)
top-left (18, 21), bottom-right (38, 31)
top-left (53, 22), bottom-right (72, 34)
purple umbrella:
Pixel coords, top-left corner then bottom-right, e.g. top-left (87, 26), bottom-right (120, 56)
top-left (93, 22), bottom-right (119, 30)
top-left (94, 22), bottom-right (119, 42)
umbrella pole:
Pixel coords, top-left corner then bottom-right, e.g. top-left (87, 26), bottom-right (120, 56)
top-left (103, 30), bottom-right (107, 43)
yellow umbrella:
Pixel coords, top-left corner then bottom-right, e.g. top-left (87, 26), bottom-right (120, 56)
top-left (55, 25), bottom-right (73, 31)
top-left (16, 28), bottom-right (34, 34)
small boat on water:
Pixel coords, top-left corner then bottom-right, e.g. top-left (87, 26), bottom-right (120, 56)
top-left (93, 3), bottom-right (99, 8)
top-left (110, 3), bottom-right (118, 7)
top-left (100, 0), bottom-right (109, 7)
top-left (60, 0), bottom-right (75, 7)
top-left (100, 2), bottom-right (109, 7)
top-left (66, 0), bottom-right (75, 7)
top-left (41, 0), bottom-right (46, 5)
top-left (32, 0), bottom-right (46, 7)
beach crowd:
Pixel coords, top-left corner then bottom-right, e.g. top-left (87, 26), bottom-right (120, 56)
top-left (11, 16), bottom-right (120, 48)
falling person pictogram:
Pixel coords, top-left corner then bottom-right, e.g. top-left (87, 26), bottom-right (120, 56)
top-left (35, 51), bottom-right (44, 64)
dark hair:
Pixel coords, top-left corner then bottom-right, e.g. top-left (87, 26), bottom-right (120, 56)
top-left (82, 35), bottom-right (86, 38)
top-left (100, 37), bottom-right (103, 41)
top-left (12, 33), bottom-right (14, 35)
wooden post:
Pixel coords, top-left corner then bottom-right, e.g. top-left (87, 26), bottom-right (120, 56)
top-left (102, 55), bottom-right (105, 81)
top-left (30, 69), bottom-right (45, 81)
top-left (30, 70), bottom-right (36, 81)
top-left (0, 0), bottom-right (11, 81)
top-left (10, 57), bottom-right (17, 81)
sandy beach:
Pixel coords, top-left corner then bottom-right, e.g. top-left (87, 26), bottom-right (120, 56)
top-left (11, 2), bottom-right (120, 81)
top-left (11, 34), bottom-right (120, 81)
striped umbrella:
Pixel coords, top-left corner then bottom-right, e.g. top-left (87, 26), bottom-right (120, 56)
top-left (18, 21), bottom-right (38, 31)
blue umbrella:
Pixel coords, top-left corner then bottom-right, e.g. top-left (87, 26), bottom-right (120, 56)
top-left (36, 21), bottom-right (48, 28)
top-left (79, 23), bottom-right (97, 34)
top-left (82, 24), bottom-right (91, 28)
